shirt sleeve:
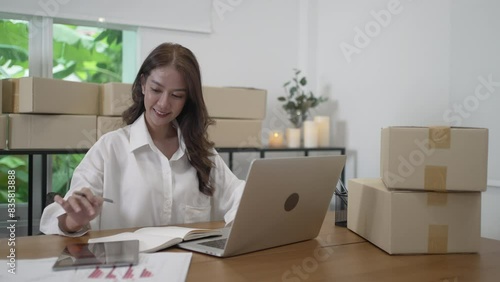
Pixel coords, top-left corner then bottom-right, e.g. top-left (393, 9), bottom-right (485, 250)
top-left (210, 151), bottom-right (246, 225)
top-left (39, 137), bottom-right (108, 236)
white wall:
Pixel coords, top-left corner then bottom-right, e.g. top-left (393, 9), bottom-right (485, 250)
top-left (316, 0), bottom-right (451, 180)
top-left (449, 0), bottom-right (500, 240)
top-left (449, 0), bottom-right (500, 184)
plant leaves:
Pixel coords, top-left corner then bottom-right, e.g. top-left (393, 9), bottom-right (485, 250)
top-left (299, 77), bottom-right (307, 86)
top-left (0, 156), bottom-right (27, 168)
top-left (53, 62), bottom-right (77, 79)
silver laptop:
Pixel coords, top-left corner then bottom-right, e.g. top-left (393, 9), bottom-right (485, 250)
top-left (178, 155), bottom-right (346, 257)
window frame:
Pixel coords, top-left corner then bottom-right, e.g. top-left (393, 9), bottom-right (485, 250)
top-left (0, 12), bottom-right (137, 236)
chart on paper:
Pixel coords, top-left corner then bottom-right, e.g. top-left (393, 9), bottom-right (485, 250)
top-left (0, 252), bottom-right (192, 282)
top-left (85, 265), bottom-right (154, 279)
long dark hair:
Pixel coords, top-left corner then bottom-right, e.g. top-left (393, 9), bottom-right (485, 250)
top-left (122, 42), bottom-right (215, 196)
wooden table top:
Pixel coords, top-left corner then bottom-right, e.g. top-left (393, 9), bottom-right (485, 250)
top-left (2, 212), bottom-right (500, 281)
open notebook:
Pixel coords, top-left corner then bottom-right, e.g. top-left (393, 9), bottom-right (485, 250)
top-left (88, 226), bottom-right (222, 253)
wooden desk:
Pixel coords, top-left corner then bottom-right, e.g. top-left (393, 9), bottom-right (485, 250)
top-left (2, 212), bottom-right (500, 281)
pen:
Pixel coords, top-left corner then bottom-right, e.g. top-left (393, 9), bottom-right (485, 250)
top-left (74, 191), bottom-right (114, 203)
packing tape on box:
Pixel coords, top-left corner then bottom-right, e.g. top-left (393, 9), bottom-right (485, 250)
top-left (428, 224), bottom-right (449, 253)
top-left (428, 126), bottom-right (451, 149)
top-left (424, 165), bottom-right (447, 191)
top-left (427, 192), bottom-right (448, 206)
top-left (12, 79), bottom-right (20, 113)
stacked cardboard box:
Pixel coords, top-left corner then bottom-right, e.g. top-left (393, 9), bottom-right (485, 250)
top-left (2, 79), bottom-right (13, 113)
top-left (203, 86), bottom-right (266, 148)
top-left (0, 115), bottom-right (6, 149)
top-left (97, 82), bottom-right (131, 138)
top-left (0, 78), bottom-right (267, 150)
top-left (2, 77), bottom-right (99, 149)
top-left (0, 80), bottom-right (6, 149)
top-left (98, 84), bottom-right (268, 147)
top-left (348, 126), bottom-right (488, 254)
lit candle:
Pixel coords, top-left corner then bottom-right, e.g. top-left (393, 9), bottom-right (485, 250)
top-left (269, 130), bottom-right (284, 148)
top-left (314, 116), bottom-right (330, 147)
top-left (303, 121), bottom-right (318, 148)
top-left (286, 128), bottom-right (301, 148)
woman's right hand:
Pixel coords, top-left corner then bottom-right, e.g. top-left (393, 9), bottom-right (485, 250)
top-left (55, 188), bottom-right (104, 233)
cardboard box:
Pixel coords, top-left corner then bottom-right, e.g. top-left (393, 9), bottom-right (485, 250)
top-left (0, 115), bottom-right (7, 149)
top-left (203, 87), bottom-right (267, 119)
top-left (1, 79), bottom-right (14, 113)
top-left (347, 178), bottom-right (481, 254)
top-left (208, 119), bottom-right (262, 148)
top-left (100, 82), bottom-right (133, 116)
top-left (9, 114), bottom-right (97, 149)
top-left (0, 80), bottom-right (3, 114)
top-left (16, 77), bottom-right (99, 115)
top-left (97, 116), bottom-right (126, 139)
top-left (381, 126), bottom-right (488, 192)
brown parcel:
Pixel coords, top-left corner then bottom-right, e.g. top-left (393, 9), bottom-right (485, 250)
top-left (0, 115), bottom-right (6, 149)
top-left (97, 116), bottom-right (126, 139)
top-left (1, 78), bottom-right (14, 113)
top-left (203, 87), bottom-right (267, 120)
top-left (347, 178), bottom-right (480, 255)
top-left (0, 80), bottom-right (3, 113)
top-left (208, 119), bottom-right (262, 148)
top-left (99, 82), bottom-right (133, 116)
top-left (16, 77), bottom-right (99, 115)
top-left (9, 114), bottom-right (97, 149)
top-left (380, 126), bottom-right (488, 192)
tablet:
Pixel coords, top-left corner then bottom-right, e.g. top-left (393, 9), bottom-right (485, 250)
top-left (52, 240), bottom-right (140, 271)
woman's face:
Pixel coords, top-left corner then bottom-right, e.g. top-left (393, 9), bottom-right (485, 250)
top-left (141, 66), bottom-right (187, 134)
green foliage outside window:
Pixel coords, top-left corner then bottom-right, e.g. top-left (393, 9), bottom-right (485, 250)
top-left (0, 19), bottom-right (124, 203)
top-left (0, 19), bottom-right (29, 77)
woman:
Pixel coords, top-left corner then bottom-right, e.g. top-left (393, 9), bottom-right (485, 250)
top-left (40, 43), bottom-right (245, 236)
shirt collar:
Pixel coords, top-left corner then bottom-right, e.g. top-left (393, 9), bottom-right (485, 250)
top-left (129, 113), bottom-right (186, 161)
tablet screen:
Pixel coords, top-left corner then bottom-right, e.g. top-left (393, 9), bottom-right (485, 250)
top-left (52, 240), bottom-right (139, 271)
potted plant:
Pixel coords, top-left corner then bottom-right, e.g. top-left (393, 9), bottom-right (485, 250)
top-left (278, 69), bottom-right (327, 128)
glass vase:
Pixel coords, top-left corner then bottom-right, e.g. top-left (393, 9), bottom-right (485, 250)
top-left (288, 110), bottom-right (308, 129)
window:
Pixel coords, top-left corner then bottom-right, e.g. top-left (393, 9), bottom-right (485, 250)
top-left (0, 15), bottom-right (136, 237)
top-left (0, 18), bottom-right (30, 205)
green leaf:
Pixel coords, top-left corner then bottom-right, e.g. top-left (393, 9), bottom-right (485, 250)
top-left (53, 24), bottom-right (93, 46)
top-left (0, 44), bottom-right (29, 63)
top-left (94, 31), bottom-right (108, 42)
top-left (15, 169), bottom-right (29, 183)
top-left (299, 77), bottom-right (307, 86)
top-left (284, 101), bottom-right (296, 111)
top-left (0, 20), bottom-right (29, 50)
top-left (289, 86), bottom-right (297, 97)
top-left (277, 97), bottom-right (287, 102)
top-left (53, 62), bottom-right (77, 79)
top-left (0, 156), bottom-right (27, 168)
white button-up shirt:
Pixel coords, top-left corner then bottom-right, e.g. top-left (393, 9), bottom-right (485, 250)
top-left (40, 114), bottom-right (245, 235)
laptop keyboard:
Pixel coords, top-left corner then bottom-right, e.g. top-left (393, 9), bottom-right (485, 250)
top-left (199, 238), bottom-right (227, 249)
